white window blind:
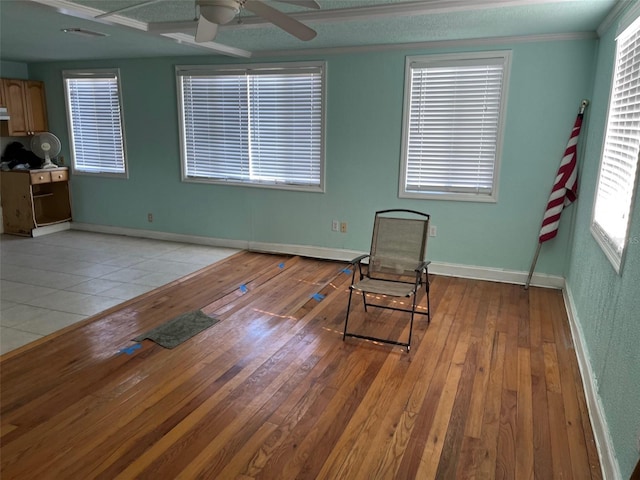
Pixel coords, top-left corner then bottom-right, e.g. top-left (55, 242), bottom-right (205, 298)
top-left (400, 53), bottom-right (509, 201)
top-left (181, 74), bottom-right (249, 180)
top-left (63, 70), bottom-right (126, 176)
top-left (177, 63), bottom-right (324, 191)
top-left (592, 16), bottom-right (640, 272)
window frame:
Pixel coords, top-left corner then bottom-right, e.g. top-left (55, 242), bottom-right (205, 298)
top-left (399, 51), bottom-right (511, 202)
top-left (62, 68), bottom-right (128, 178)
top-left (590, 15), bottom-right (640, 274)
top-left (176, 61), bottom-right (326, 193)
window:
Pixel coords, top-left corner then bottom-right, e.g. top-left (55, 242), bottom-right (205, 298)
top-left (400, 52), bottom-right (510, 201)
top-left (63, 69), bottom-right (127, 177)
top-left (177, 62), bottom-right (325, 191)
top-left (592, 15), bottom-right (640, 273)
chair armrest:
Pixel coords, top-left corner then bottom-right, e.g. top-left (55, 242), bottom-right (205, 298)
top-left (414, 260), bottom-right (431, 287)
top-left (349, 254), bottom-right (370, 281)
top-left (414, 260), bottom-right (431, 272)
top-left (349, 254), bottom-right (370, 265)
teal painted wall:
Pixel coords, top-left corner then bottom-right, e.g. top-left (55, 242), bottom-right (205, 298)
top-left (0, 60), bottom-right (28, 79)
top-left (29, 38), bottom-right (596, 276)
top-left (21, 31), bottom-right (640, 475)
top-left (566, 21), bottom-right (640, 479)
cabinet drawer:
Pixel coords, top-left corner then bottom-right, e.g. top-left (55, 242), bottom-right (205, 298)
top-left (30, 171), bottom-right (51, 184)
top-left (51, 170), bottom-right (68, 182)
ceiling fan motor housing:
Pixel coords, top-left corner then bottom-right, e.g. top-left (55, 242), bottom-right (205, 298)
top-left (198, 0), bottom-right (240, 25)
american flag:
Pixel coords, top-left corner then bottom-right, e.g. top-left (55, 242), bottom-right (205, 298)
top-left (538, 113), bottom-right (583, 243)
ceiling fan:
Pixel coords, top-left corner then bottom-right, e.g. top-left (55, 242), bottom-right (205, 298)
top-left (195, 0), bottom-right (319, 43)
top-left (98, 0), bottom-right (320, 45)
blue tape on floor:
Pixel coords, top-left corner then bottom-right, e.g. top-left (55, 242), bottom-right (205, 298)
top-left (278, 262), bottom-right (285, 269)
top-left (240, 284), bottom-right (248, 293)
top-left (119, 343), bottom-right (142, 355)
top-left (311, 293), bottom-right (325, 301)
top-left (341, 268), bottom-right (352, 274)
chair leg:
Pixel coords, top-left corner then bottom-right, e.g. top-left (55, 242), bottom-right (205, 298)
top-left (407, 293), bottom-right (418, 351)
top-left (343, 287), bottom-right (355, 340)
top-left (425, 272), bottom-right (431, 324)
top-left (362, 291), bottom-right (368, 312)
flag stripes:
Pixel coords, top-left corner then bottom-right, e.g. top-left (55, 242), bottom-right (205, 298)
top-left (539, 114), bottom-right (583, 243)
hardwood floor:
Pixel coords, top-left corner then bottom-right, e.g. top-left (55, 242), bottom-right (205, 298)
top-left (0, 252), bottom-right (602, 479)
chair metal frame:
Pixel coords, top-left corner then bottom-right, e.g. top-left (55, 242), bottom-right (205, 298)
top-left (342, 209), bottom-right (431, 352)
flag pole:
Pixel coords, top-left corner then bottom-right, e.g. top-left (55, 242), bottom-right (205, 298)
top-left (524, 244), bottom-right (542, 290)
top-left (525, 99), bottom-right (589, 290)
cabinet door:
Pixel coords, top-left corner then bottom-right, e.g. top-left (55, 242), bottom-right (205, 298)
top-left (2, 79), bottom-right (29, 136)
top-left (0, 172), bottom-right (35, 235)
top-left (25, 81), bottom-right (49, 134)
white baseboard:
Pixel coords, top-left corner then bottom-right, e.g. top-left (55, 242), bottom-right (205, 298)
top-left (251, 243), bottom-right (563, 288)
top-left (71, 223), bottom-right (564, 289)
top-left (32, 221), bottom-right (71, 237)
top-left (71, 223), bottom-right (249, 250)
top-left (563, 285), bottom-right (621, 480)
top-left (428, 260), bottom-right (564, 289)
top-left (248, 240), bottom-right (363, 263)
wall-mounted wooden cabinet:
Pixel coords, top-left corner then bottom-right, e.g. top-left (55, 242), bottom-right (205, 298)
top-left (1, 167), bottom-right (71, 236)
top-left (1, 78), bottom-right (49, 136)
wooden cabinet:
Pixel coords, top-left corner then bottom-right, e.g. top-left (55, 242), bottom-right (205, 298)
top-left (25, 81), bottom-right (48, 134)
top-left (1, 79), bottom-right (49, 136)
top-left (1, 167), bottom-right (71, 236)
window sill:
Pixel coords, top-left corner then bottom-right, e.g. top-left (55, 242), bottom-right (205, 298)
top-left (71, 169), bottom-right (128, 179)
top-left (399, 190), bottom-right (497, 203)
top-left (182, 176), bottom-right (325, 193)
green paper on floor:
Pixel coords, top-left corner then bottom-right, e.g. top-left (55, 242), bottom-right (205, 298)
top-left (133, 310), bottom-right (219, 349)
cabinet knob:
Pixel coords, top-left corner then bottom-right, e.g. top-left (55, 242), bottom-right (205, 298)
top-left (39, 175), bottom-right (44, 180)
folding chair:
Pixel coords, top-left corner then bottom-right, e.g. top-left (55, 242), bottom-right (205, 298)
top-left (342, 209), bottom-right (431, 352)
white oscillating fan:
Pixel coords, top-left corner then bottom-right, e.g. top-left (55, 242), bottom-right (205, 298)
top-left (30, 132), bottom-right (62, 169)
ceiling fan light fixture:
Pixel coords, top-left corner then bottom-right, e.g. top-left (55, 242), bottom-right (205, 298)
top-left (199, 0), bottom-right (240, 25)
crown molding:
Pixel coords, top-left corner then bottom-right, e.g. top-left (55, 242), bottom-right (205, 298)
top-left (254, 31), bottom-right (598, 58)
top-left (597, 0), bottom-right (636, 37)
top-left (227, 0), bottom-right (589, 28)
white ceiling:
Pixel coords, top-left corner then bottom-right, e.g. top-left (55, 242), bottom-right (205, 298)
top-left (0, 0), bottom-right (622, 62)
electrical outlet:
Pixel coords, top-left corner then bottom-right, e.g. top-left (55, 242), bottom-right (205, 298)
top-left (429, 225), bottom-right (437, 237)
top-left (332, 220), bottom-right (339, 232)
top-left (147, 213), bottom-right (153, 222)
top-left (340, 222), bottom-right (348, 233)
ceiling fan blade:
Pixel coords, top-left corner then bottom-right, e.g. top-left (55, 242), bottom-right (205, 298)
top-left (273, 0), bottom-right (320, 9)
top-left (195, 15), bottom-right (219, 43)
top-left (244, 0), bottom-right (316, 41)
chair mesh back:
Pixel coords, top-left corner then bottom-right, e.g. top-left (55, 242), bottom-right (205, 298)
top-left (369, 215), bottom-right (428, 276)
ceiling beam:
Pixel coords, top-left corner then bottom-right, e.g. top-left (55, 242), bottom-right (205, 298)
top-left (162, 33), bottom-right (252, 57)
top-left (95, 0), bottom-right (166, 19)
top-left (28, 0), bottom-right (251, 57)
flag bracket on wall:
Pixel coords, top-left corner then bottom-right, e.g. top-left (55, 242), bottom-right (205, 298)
top-left (525, 99), bottom-right (589, 290)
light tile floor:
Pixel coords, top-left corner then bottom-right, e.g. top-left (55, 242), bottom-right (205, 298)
top-left (0, 230), bottom-right (240, 354)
